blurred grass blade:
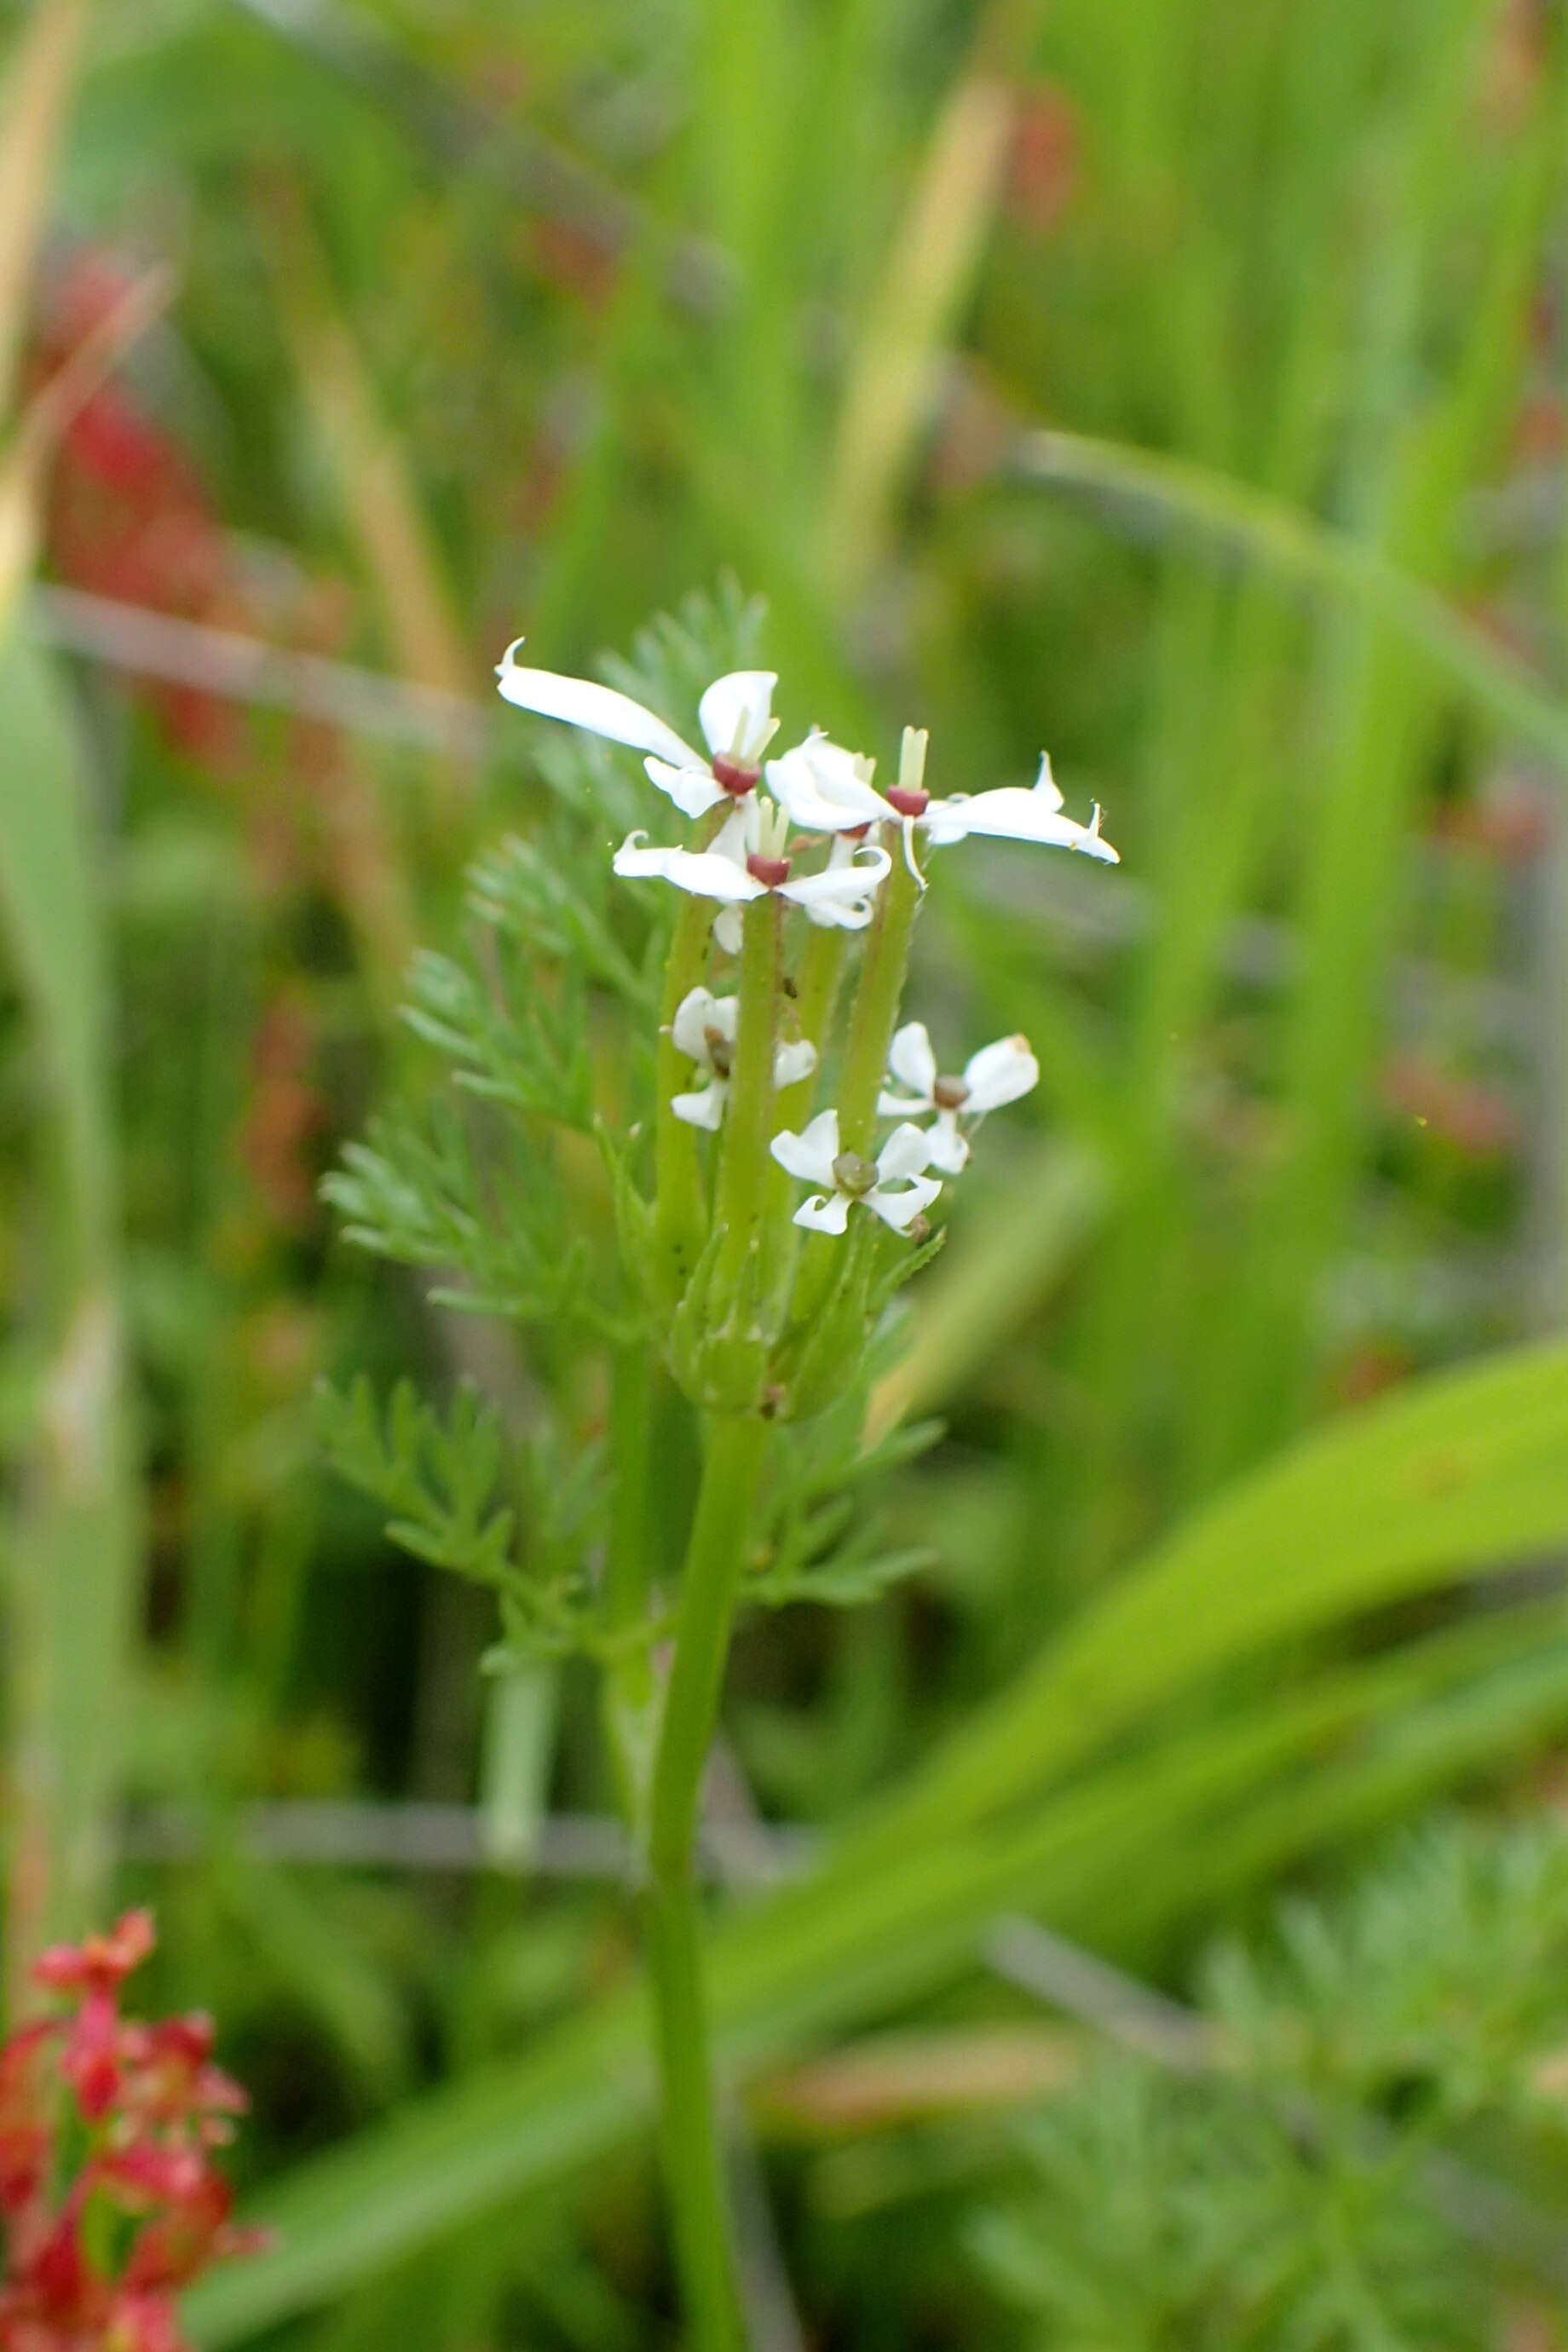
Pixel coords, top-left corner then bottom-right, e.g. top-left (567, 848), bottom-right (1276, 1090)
top-left (257, 176), bottom-right (477, 710)
top-left (863, 1144), bottom-right (1103, 1447)
top-left (1012, 427), bottom-right (1568, 771)
top-left (0, 0), bottom-right (89, 416)
top-left (845, 1335), bottom-right (1568, 1857)
top-left (821, 71), bottom-right (1014, 597)
top-left (0, 632), bottom-right (137, 1991)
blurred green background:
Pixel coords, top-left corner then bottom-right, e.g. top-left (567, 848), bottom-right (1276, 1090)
top-left (9, 0), bottom-right (1568, 2343)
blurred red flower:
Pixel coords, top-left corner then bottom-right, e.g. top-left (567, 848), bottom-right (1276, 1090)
top-left (0, 1912), bottom-right (264, 2351)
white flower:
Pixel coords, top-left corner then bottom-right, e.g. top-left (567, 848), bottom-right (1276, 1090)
top-left (874, 728), bottom-right (1119, 882)
top-left (877, 1022), bottom-right (1039, 1173)
top-left (770, 1109), bottom-right (942, 1237)
top-left (497, 640), bottom-right (780, 821)
top-left (764, 730), bottom-right (893, 833)
top-left (613, 798), bottom-right (890, 952)
top-left (668, 987), bottom-right (818, 1130)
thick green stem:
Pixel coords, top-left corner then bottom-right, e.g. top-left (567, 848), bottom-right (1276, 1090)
top-left (712, 894), bottom-right (781, 1299)
top-left (645, 1874), bottom-right (740, 2352)
top-left (644, 1408), bottom-right (768, 2349)
top-left (836, 847), bottom-right (922, 1156)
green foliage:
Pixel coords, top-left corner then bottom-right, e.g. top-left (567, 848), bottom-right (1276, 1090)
top-left (973, 1821), bottom-right (1568, 2350)
top-left (315, 1375), bottom-right (634, 1665)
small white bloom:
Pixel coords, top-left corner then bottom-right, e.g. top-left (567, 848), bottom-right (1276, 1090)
top-left (770, 1109), bottom-right (942, 1237)
top-left (668, 987), bottom-right (818, 1129)
top-left (877, 1022), bottom-right (1039, 1172)
top-left (884, 729), bottom-right (1119, 880)
top-left (614, 798), bottom-right (890, 952)
top-left (764, 730), bottom-right (893, 833)
top-left (497, 640), bottom-right (780, 821)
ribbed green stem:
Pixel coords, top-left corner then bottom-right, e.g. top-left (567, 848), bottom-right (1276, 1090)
top-left (645, 1408), bottom-right (768, 2349)
top-left (645, 1873), bottom-right (739, 2352)
top-left (837, 847), bottom-right (922, 1156)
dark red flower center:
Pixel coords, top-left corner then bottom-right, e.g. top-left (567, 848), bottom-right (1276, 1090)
top-left (886, 786), bottom-right (930, 819)
top-left (711, 754), bottom-right (760, 796)
top-left (745, 854), bottom-right (791, 888)
top-left (933, 1075), bottom-right (970, 1111)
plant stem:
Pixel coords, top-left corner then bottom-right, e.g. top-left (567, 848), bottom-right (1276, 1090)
top-left (645, 1406), bottom-right (768, 2349)
top-left (836, 845), bottom-right (922, 1156)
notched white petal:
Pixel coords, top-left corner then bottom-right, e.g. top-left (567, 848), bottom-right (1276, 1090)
top-left (770, 1109), bottom-right (840, 1189)
top-left (793, 1191), bottom-right (852, 1236)
top-left (875, 1122), bottom-right (935, 1185)
top-left (867, 1172), bottom-right (942, 1232)
top-left (672, 1084), bottom-right (728, 1131)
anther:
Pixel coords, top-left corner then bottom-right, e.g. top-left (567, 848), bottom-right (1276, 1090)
top-left (704, 1026), bottom-right (733, 1078)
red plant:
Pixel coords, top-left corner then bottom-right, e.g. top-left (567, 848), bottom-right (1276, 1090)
top-left (0, 1912), bottom-right (264, 2351)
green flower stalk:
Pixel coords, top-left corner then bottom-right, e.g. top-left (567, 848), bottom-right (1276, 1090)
top-left (325, 607), bottom-right (1120, 2352)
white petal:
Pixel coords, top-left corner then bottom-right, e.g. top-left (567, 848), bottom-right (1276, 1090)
top-left (866, 1172), bottom-right (943, 1232)
top-left (875, 1121), bottom-right (934, 1185)
top-left (961, 1035), bottom-right (1039, 1112)
top-left (765, 732), bottom-right (891, 832)
top-left (497, 644), bottom-right (700, 768)
top-left (1033, 751), bottom-right (1065, 812)
top-left (712, 904), bottom-right (743, 956)
top-left (925, 1114), bottom-right (971, 1174)
top-left (921, 787), bottom-right (1104, 849)
top-left (887, 1021), bottom-right (937, 1102)
top-left (780, 842), bottom-right (891, 914)
top-left (798, 893), bottom-right (877, 931)
top-left (612, 832), bottom-right (762, 904)
top-left (698, 671), bottom-right (777, 759)
top-left (770, 1107), bottom-right (840, 1189)
top-left (793, 1191), bottom-right (852, 1236)
top-left (672, 1081), bottom-right (728, 1130)
top-left (877, 1088), bottom-right (929, 1118)
top-left (773, 1038), bottom-right (818, 1088)
top-left (644, 755), bottom-right (726, 821)
top-left (671, 987), bottom-right (723, 1064)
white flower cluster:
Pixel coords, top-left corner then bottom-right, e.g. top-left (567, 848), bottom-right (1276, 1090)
top-left (498, 646), bottom-right (1115, 1239)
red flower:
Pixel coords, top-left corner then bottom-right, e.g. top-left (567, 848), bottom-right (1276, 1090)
top-left (0, 1912), bottom-right (262, 2351)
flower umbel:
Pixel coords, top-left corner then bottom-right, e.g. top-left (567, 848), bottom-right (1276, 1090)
top-left (878, 1022), bottom-right (1040, 1172)
top-left (497, 641), bottom-right (780, 819)
top-left (770, 1110), bottom-right (942, 1236)
top-left (670, 988), bottom-right (816, 1130)
top-left (614, 797), bottom-right (890, 951)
